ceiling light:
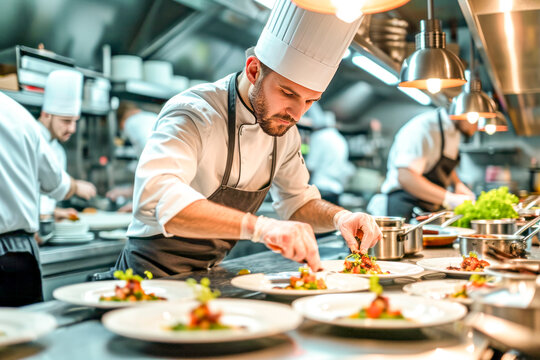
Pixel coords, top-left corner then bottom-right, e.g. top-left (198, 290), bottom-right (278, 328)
top-left (479, 111), bottom-right (508, 135)
top-left (291, 0), bottom-right (411, 23)
top-left (352, 54), bottom-right (399, 85)
top-left (399, 0), bottom-right (466, 91)
top-left (449, 37), bottom-right (497, 120)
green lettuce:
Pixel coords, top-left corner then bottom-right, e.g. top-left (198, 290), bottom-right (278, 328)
top-left (454, 186), bottom-right (519, 228)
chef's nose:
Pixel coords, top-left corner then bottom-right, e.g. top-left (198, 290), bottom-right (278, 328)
top-left (287, 102), bottom-right (305, 122)
top-left (68, 122), bottom-right (77, 133)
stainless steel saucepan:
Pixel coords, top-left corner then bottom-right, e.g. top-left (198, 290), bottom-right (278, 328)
top-left (459, 216), bottom-right (540, 258)
top-left (369, 211), bottom-right (446, 259)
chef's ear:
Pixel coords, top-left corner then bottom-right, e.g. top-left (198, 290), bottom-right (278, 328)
top-left (245, 56), bottom-right (262, 85)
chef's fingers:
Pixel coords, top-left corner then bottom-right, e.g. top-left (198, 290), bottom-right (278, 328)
top-left (301, 225), bottom-right (322, 272)
top-left (340, 226), bottom-right (359, 253)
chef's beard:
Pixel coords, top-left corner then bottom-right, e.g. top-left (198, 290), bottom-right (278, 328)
top-left (249, 79), bottom-right (296, 137)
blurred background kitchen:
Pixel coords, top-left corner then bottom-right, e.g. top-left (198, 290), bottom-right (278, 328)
top-left (1, 0), bottom-right (539, 299)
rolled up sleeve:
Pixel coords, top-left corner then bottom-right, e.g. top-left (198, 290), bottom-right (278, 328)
top-left (270, 132), bottom-right (321, 220)
top-left (132, 104), bottom-right (210, 236)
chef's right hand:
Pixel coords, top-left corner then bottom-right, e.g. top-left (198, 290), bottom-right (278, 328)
top-left (75, 180), bottom-right (97, 200)
top-left (443, 191), bottom-right (474, 210)
top-left (251, 216), bottom-right (321, 272)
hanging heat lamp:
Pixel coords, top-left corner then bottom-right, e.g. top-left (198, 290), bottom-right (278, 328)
top-left (449, 37), bottom-right (497, 122)
top-left (399, 0), bottom-right (466, 93)
top-left (479, 111), bottom-right (509, 135)
top-left (291, 0), bottom-right (411, 23)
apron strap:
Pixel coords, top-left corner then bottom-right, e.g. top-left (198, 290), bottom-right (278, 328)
top-left (222, 72), bottom-right (278, 188)
top-left (221, 72), bottom-right (240, 187)
top-left (437, 109), bottom-right (445, 159)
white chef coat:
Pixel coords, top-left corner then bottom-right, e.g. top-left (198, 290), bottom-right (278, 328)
top-left (380, 107), bottom-right (461, 195)
top-left (0, 92), bottom-right (70, 233)
top-left (37, 121), bottom-right (71, 213)
top-left (306, 127), bottom-right (350, 194)
top-left (128, 73), bottom-right (321, 237)
top-left (123, 111), bottom-right (158, 157)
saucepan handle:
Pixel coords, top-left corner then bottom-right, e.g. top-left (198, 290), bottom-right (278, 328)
top-left (402, 211), bottom-right (446, 236)
top-left (514, 215), bottom-right (540, 236)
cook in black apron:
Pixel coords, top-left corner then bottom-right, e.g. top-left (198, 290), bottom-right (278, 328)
top-left (115, 73), bottom-right (277, 277)
top-left (0, 231), bottom-right (43, 306)
top-left (387, 109), bottom-right (460, 222)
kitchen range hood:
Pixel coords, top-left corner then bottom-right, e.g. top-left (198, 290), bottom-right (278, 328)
top-left (458, 0), bottom-right (540, 136)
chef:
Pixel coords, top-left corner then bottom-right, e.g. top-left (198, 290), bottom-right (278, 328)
top-left (306, 106), bottom-right (353, 205)
top-left (0, 93), bottom-right (76, 306)
top-left (37, 69), bottom-right (97, 221)
top-left (116, 0), bottom-right (382, 277)
top-left (369, 107), bottom-right (476, 221)
top-left (105, 101), bottom-right (158, 212)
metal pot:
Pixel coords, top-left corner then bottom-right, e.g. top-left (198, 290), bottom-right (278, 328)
top-left (403, 211), bottom-right (447, 255)
top-left (470, 218), bottom-right (517, 235)
top-left (370, 212), bottom-right (446, 259)
top-left (373, 216), bottom-right (405, 229)
top-left (38, 216), bottom-right (55, 245)
top-left (459, 216), bottom-right (540, 258)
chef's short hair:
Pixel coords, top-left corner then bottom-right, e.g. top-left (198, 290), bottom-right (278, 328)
top-left (245, 47), bottom-right (271, 77)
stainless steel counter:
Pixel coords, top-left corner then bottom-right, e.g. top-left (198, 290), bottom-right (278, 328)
top-left (39, 239), bottom-right (125, 300)
top-left (4, 238), bottom-right (521, 359)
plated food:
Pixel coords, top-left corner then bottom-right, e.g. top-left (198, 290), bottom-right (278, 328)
top-left (99, 269), bottom-right (165, 302)
top-left (292, 292), bottom-right (467, 329)
top-left (53, 276), bottom-right (193, 309)
top-left (102, 298), bottom-right (302, 343)
top-left (346, 277), bottom-right (406, 321)
top-left (0, 309), bottom-right (57, 347)
top-left (279, 267), bottom-right (327, 290)
top-left (168, 278), bottom-right (231, 331)
top-left (230, 269), bottom-right (369, 297)
top-left (446, 252), bottom-right (490, 272)
top-left (342, 253), bottom-right (390, 275)
top-left (403, 275), bottom-right (493, 305)
top-left (417, 257), bottom-right (493, 277)
top-left (320, 259), bottom-right (424, 279)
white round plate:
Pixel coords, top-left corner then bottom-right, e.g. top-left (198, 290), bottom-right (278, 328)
top-left (54, 220), bottom-right (89, 235)
top-left (102, 299), bottom-right (302, 343)
top-left (78, 211), bottom-right (132, 230)
top-left (292, 293), bottom-right (467, 329)
top-left (320, 260), bottom-right (424, 279)
top-left (53, 280), bottom-right (194, 309)
top-left (0, 309), bottom-right (56, 346)
top-left (231, 271), bottom-right (370, 297)
top-left (416, 257), bottom-right (493, 277)
top-left (48, 232), bottom-right (95, 245)
top-left (403, 280), bottom-right (472, 305)
top-left (99, 229), bottom-right (128, 241)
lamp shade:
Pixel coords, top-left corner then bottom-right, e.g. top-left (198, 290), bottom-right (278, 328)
top-left (399, 19), bottom-right (466, 91)
top-left (479, 111), bottom-right (508, 134)
top-left (449, 80), bottom-right (497, 120)
top-left (291, 0), bottom-right (410, 15)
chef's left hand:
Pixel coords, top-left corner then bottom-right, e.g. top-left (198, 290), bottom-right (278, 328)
top-left (333, 210), bottom-right (382, 253)
top-left (454, 182), bottom-right (475, 200)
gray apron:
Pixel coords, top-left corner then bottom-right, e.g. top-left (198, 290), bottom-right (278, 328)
top-left (116, 72), bottom-right (277, 277)
top-left (387, 109), bottom-right (460, 222)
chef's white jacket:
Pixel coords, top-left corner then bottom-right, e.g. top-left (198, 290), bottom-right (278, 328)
top-left (123, 111), bottom-right (158, 158)
top-left (128, 73), bottom-right (321, 237)
top-left (37, 121), bottom-right (71, 214)
top-left (0, 92), bottom-right (70, 233)
top-left (380, 107), bottom-right (461, 194)
top-left (306, 127), bottom-right (350, 194)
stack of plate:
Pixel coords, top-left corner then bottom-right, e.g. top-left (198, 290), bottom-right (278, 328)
top-left (50, 220), bottom-right (94, 245)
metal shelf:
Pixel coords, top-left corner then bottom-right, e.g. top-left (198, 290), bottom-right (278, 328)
top-left (1, 89), bottom-right (110, 116)
top-left (111, 80), bottom-right (177, 102)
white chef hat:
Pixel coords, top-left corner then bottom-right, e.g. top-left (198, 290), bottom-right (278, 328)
top-left (43, 69), bottom-right (83, 117)
top-left (254, 0), bottom-right (361, 92)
